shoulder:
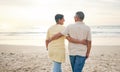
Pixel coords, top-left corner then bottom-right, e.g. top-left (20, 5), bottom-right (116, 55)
top-left (48, 25), bottom-right (55, 31)
top-left (59, 25), bottom-right (65, 28)
top-left (84, 24), bottom-right (91, 31)
top-left (66, 24), bottom-right (75, 28)
top-left (59, 25), bottom-right (65, 30)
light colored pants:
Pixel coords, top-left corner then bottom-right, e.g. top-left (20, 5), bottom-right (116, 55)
top-left (53, 61), bottom-right (62, 72)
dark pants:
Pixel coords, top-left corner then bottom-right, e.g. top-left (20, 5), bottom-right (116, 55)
top-left (70, 55), bottom-right (86, 72)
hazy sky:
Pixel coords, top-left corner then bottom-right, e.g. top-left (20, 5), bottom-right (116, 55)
top-left (0, 0), bottom-right (120, 31)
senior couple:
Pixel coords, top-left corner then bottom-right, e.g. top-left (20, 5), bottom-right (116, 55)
top-left (45, 11), bottom-right (91, 72)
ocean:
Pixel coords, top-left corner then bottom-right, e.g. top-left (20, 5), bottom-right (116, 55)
top-left (0, 25), bottom-right (120, 46)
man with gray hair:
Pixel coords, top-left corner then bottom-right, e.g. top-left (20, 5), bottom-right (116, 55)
top-left (48, 11), bottom-right (92, 72)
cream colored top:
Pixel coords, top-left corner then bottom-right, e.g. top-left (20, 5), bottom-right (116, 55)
top-left (46, 24), bottom-right (65, 63)
top-left (61, 21), bottom-right (91, 56)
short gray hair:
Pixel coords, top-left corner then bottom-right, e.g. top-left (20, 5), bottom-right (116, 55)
top-left (75, 11), bottom-right (84, 20)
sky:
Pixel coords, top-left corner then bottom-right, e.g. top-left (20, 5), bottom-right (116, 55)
top-left (0, 0), bottom-right (120, 32)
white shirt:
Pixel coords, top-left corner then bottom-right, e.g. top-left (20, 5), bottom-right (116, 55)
top-left (61, 21), bottom-right (91, 56)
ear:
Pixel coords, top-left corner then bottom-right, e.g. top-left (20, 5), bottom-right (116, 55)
top-left (58, 19), bottom-right (61, 22)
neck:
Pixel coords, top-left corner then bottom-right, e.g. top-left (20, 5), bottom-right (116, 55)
top-left (56, 23), bottom-right (62, 25)
top-left (75, 20), bottom-right (82, 22)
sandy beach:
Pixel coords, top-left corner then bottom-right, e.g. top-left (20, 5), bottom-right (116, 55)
top-left (0, 44), bottom-right (120, 72)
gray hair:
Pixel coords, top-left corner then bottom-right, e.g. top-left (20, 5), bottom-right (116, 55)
top-left (75, 11), bottom-right (84, 20)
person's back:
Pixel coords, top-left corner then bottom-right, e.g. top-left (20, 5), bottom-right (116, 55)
top-left (48, 24), bottom-right (65, 49)
top-left (68, 22), bottom-right (90, 40)
top-left (67, 22), bottom-right (91, 56)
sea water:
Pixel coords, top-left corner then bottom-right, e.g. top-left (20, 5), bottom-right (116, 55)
top-left (0, 25), bottom-right (120, 46)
